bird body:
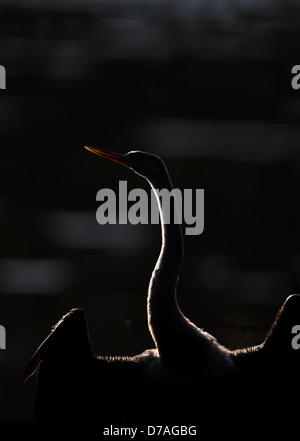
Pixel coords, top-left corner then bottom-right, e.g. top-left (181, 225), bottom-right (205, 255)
top-left (23, 148), bottom-right (300, 435)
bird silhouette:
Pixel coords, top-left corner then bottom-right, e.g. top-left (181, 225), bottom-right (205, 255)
top-left (23, 148), bottom-right (300, 436)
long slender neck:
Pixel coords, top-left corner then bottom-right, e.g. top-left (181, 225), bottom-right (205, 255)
top-left (146, 169), bottom-right (186, 356)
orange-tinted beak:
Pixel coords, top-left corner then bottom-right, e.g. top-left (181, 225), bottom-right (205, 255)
top-left (84, 146), bottom-right (131, 168)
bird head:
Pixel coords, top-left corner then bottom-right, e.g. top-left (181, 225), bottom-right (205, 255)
top-left (85, 147), bottom-right (169, 185)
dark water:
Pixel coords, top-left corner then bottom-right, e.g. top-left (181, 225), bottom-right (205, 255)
top-left (0, 0), bottom-right (300, 422)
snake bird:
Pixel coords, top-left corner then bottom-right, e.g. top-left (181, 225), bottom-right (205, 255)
top-left (23, 148), bottom-right (300, 434)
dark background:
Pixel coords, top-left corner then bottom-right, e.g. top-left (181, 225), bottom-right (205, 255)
top-left (1, 0), bottom-right (300, 421)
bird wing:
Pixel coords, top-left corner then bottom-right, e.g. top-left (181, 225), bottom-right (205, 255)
top-left (22, 308), bottom-right (92, 385)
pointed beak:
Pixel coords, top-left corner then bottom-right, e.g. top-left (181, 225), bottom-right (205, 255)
top-left (84, 146), bottom-right (131, 168)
